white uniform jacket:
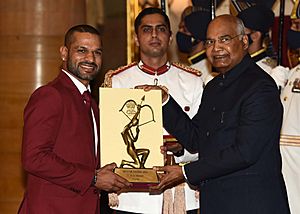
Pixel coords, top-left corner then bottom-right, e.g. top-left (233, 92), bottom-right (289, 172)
top-left (251, 48), bottom-right (289, 89)
top-left (280, 64), bottom-right (300, 214)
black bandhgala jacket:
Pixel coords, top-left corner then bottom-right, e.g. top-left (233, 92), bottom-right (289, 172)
top-left (163, 54), bottom-right (290, 214)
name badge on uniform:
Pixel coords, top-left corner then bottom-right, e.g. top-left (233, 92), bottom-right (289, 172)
top-left (292, 78), bottom-right (300, 93)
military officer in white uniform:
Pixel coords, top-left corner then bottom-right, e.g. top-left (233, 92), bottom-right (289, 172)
top-left (235, 4), bottom-right (288, 89)
top-left (277, 1), bottom-right (300, 213)
top-left (103, 7), bottom-right (203, 214)
top-left (279, 64), bottom-right (300, 214)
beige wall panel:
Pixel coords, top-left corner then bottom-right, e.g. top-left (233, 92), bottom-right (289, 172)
top-left (0, 202), bottom-right (22, 214)
top-left (0, 154), bottom-right (24, 211)
top-left (0, 0), bottom-right (86, 213)
top-left (0, 129), bottom-right (23, 152)
top-left (0, 0), bottom-right (86, 36)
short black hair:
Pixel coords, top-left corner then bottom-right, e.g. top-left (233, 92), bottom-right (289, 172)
top-left (134, 7), bottom-right (171, 34)
top-left (64, 24), bottom-right (101, 47)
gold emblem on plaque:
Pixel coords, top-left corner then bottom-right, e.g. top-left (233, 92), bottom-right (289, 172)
top-left (115, 95), bottom-right (159, 187)
top-left (119, 96), bottom-right (155, 168)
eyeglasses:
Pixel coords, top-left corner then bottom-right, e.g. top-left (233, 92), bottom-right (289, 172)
top-left (204, 34), bottom-right (243, 48)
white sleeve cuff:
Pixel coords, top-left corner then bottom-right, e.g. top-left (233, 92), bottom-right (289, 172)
top-left (174, 149), bottom-right (198, 163)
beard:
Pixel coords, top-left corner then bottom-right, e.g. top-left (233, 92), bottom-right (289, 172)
top-left (67, 60), bottom-right (100, 81)
top-left (141, 47), bottom-right (167, 58)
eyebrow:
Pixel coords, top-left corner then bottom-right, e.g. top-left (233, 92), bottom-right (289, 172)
top-left (75, 46), bottom-right (103, 51)
top-left (140, 24), bottom-right (168, 28)
top-left (219, 34), bottom-right (233, 38)
top-left (206, 34), bottom-right (232, 39)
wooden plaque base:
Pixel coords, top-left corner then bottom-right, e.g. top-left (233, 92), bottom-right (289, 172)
top-left (114, 168), bottom-right (159, 192)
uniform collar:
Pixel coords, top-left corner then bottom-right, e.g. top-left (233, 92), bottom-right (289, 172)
top-left (138, 61), bottom-right (170, 75)
top-left (188, 50), bottom-right (207, 65)
top-left (250, 48), bottom-right (267, 62)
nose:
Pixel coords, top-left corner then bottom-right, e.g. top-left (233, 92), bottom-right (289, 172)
top-left (151, 29), bottom-right (157, 38)
top-left (212, 40), bottom-right (223, 51)
top-left (85, 51), bottom-right (95, 62)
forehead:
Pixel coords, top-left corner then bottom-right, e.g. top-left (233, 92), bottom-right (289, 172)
top-left (207, 18), bottom-right (237, 38)
top-left (70, 32), bottom-right (102, 47)
top-left (139, 13), bottom-right (168, 28)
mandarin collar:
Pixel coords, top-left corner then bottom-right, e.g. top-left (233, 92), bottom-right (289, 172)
top-left (138, 61), bottom-right (171, 75)
top-left (215, 54), bottom-right (252, 87)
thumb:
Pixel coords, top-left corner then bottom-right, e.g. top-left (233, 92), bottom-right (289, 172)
top-left (103, 163), bottom-right (117, 171)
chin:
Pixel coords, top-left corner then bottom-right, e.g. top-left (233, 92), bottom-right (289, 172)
top-left (79, 73), bottom-right (98, 81)
top-left (213, 65), bottom-right (230, 73)
top-left (213, 64), bottom-right (229, 69)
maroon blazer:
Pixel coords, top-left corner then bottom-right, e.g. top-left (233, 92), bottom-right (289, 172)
top-left (19, 71), bottom-right (100, 214)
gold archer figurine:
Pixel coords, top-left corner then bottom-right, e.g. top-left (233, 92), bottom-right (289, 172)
top-left (119, 95), bottom-right (155, 168)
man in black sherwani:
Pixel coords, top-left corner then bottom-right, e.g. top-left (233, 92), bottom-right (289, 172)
top-left (139, 14), bottom-right (290, 214)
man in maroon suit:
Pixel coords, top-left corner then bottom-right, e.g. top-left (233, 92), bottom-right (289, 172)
top-left (18, 25), bottom-right (131, 214)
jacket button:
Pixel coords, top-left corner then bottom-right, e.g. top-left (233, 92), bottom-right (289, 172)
top-left (206, 131), bottom-right (210, 137)
top-left (219, 82), bottom-right (224, 87)
top-left (184, 106), bottom-right (190, 111)
top-left (212, 107), bottom-right (216, 111)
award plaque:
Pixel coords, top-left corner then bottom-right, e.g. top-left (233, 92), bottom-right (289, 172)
top-left (99, 88), bottom-right (164, 191)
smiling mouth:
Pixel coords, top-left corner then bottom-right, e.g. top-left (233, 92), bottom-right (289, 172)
top-left (213, 55), bottom-right (228, 60)
top-left (79, 63), bottom-right (96, 72)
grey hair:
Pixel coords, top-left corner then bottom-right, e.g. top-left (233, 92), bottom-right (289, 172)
top-left (236, 17), bottom-right (245, 35)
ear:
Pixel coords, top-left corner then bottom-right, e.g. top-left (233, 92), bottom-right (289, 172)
top-left (242, 34), bottom-right (249, 50)
top-left (134, 33), bottom-right (140, 47)
top-left (251, 31), bottom-right (261, 42)
top-left (60, 46), bottom-right (68, 61)
top-left (168, 31), bottom-right (173, 46)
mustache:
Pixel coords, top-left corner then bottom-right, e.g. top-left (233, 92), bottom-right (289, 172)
top-left (79, 61), bottom-right (98, 68)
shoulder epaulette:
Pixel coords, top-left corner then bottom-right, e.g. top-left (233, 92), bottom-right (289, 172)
top-left (171, 62), bottom-right (202, 77)
top-left (262, 57), bottom-right (277, 69)
top-left (102, 62), bottom-right (137, 88)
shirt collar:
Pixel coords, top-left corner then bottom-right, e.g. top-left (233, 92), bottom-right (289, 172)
top-left (137, 61), bottom-right (170, 75)
top-left (62, 69), bottom-right (90, 94)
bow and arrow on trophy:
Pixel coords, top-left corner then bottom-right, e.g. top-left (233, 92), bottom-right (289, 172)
top-left (119, 95), bottom-right (156, 169)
